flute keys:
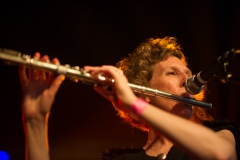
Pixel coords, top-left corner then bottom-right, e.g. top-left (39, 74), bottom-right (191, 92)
top-left (69, 65), bottom-right (80, 83)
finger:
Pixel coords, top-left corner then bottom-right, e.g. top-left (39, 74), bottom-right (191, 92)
top-left (48, 75), bottom-right (65, 97)
top-left (102, 65), bottom-right (124, 78)
top-left (33, 52), bottom-right (41, 60)
top-left (84, 65), bottom-right (117, 72)
top-left (28, 68), bottom-right (38, 80)
top-left (84, 65), bottom-right (129, 90)
top-left (38, 55), bottom-right (49, 80)
top-left (83, 66), bottom-right (101, 75)
top-left (84, 65), bottom-right (122, 78)
top-left (94, 85), bottom-right (116, 102)
top-left (48, 58), bottom-right (60, 81)
top-left (48, 72), bottom-right (55, 82)
top-left (52, 58), bottom-right (60, 65)
top-left (28, 52), bottom-right (41, 80)
top-left (19, 66), bottom-right (28, 86)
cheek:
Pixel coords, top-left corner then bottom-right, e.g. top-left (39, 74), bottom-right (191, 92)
top-left (151, 79), bottom-right (179, 94)
top-left (149, 97), bottom-right (176, 112)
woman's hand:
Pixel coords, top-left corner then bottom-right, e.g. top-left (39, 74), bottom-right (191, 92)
top-left (83, 65), bottom-right (137, 112)
top-left (20, 52), bottom-right (65, 122)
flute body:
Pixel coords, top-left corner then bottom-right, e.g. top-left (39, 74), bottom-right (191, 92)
top-left (0, 48), bottom-right (212, 109)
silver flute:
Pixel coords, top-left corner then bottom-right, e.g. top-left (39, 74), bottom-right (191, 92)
top-left (0, 48), bottom-right (212, 109)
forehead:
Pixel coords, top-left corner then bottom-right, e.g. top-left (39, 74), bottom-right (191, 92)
top-left (154, 56), bottom-right (192, 75)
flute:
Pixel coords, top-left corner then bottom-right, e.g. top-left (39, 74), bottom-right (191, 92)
top-left (0, 48), bottom-right (212, 109)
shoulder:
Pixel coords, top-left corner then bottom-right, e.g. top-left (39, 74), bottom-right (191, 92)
top-left (203, 119), bottom-right (239, 131)
top-left (203, 119), bottom-right (240, 152)
top-left (99, 147), bottom-right (144, 160)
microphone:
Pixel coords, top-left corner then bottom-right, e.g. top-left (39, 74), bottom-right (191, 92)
top-left (185, 49), bottom-right (238, 95)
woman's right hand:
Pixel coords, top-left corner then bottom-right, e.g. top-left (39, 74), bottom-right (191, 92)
top-left (83, 65), bottom-right (137, 113)
top-left (20, 52), bottom-right (65, 122)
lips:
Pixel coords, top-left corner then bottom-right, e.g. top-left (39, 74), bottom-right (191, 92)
top-left (180, 92), bottom-right (194, 99)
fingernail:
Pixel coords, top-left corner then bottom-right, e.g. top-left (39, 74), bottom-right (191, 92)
top-left (33, 53), bottom-right (40, 60)
top-left (52, 58), bottom-right (60, 65)
top-left (58, 75), bottom-right (65, 84)
top-left (55, 61), bottom-right (60, 65)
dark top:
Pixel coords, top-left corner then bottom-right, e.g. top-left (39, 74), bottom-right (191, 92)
top-left (99, 120), bottom-right (240, 160)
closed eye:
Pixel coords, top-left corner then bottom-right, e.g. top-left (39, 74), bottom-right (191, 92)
top-left (167, 71), bottom-right (176, 76)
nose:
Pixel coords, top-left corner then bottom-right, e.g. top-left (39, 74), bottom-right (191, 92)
top-left (182, 81), bottom-right (185, 87)
top-left (181, 73), bottom-right (189, 88)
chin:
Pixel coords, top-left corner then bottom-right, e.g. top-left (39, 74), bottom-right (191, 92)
top-left (171, 103), bottom-right (193, 119)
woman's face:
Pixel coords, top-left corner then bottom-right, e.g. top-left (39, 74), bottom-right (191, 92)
top-left (149, 56), bottom-right (193, 119)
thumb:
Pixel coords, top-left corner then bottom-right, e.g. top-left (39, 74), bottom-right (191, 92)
top-left (94, 85), bottom-right (117, 102)
top-left (48, 75), bottom-right (65, 97)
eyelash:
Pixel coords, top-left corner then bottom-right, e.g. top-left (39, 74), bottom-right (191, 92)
top-left (167, 71), bottom-right (176, 75)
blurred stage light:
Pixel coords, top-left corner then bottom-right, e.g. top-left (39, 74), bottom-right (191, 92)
top-left (0, 151), bottom-right (9, 160)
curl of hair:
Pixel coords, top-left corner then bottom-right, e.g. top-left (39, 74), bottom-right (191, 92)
top-left (115, 37), bottom-right (213, 131)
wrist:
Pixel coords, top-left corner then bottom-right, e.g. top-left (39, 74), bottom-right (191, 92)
top-left (24, 114), bottom-right (49, 128)
top-left (130, 98), bottom-right (148, 115)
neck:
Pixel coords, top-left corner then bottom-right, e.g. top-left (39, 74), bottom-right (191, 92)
top-left (143, 128), bottom-right (157, 150)
top-left (143, 128), bottom-right (173, 157)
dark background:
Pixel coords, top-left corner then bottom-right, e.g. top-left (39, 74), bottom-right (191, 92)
top-left (0, 1), bottom-right (240, 160)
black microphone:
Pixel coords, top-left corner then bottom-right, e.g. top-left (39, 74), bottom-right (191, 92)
top-left (185, 49), bottom-right (237, 95)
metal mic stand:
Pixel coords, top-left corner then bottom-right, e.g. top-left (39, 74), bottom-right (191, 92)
top-left (216, 49), bottom-right (240, 85)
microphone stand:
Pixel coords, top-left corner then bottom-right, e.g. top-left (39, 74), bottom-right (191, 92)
top-left (216, 49), bottom-right (240, 85)
top-left (217, 62), bottom-right (240, 86)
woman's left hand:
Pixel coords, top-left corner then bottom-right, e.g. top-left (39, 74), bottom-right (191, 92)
top-left (20, 53), bottom-right (65, 122)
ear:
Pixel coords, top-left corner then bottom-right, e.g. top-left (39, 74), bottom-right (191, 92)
top-left (145, 96), bottom-right (151, 103)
